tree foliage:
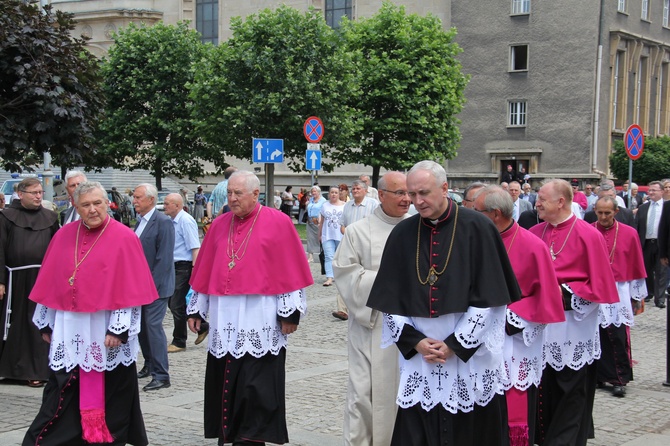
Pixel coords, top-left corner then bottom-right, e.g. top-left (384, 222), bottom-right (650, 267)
top-left (100, 21), bottom-right (211, 189)
top-left (339, 1), bottom-right (469, 183)
top-left (609, 136), bottom-right (670, 185)
top-left (0, 1), bottom-right (105, 172)
top-left (190, 5), bottom-right (360, 172)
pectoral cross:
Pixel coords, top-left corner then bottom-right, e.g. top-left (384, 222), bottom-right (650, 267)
top-left (467, 314), bottom-right (485, 335)
top-left (72, 334), bottom-right (84, 354)
top-left (68, 276), bottom-right (75, 286)
top-left (228, 260), bottom-right (235, 269)
top-left (431, 364), bottom-right (448, 391)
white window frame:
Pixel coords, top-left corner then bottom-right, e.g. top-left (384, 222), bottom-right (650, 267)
top-left (509, 44), bottom-right (529, 72)
top-left (508, 101), bottom-right (527, 127)
top-left (511, 0), bottom-right (530, 15)
top-left (642, 0), bottom-right (650, 21)
top-left (618, 0), bottom-right (627, 13)
top-left (664, 0), bottom-right (669, 27)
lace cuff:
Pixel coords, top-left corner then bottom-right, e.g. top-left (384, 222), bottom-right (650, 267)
top-left (629, 279), bottom-right (647, 301)
top-left (454, 306), bottom-right (505, 353)
top-left (506, 309), bottom-right (527, 330)
top-left (381, 313), bottom-right (410, 348)
top-left (276, 289), bottom-right (307, 318)
top-left (571, 295), bottom-right (598, 321)
top-left (107, 307), bottom-right (140, 336)
top-left (186, 291), bottom-right (209, 320)
top-left (32, 304), bottom-right (55, 330)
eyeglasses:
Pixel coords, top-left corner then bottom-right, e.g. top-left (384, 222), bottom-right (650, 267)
top-left (381, 189), bottom-right (409, 197)
top-left (20, 190), bottom-right (44, 196)
top-left (474, 207), bottom-right (491, 213)
top-left (463, 198), bottom-right (474, 203)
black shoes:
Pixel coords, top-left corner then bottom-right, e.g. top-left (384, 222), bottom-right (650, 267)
top-left (143, 379), bottom-right (171, 391)
top-left (137, 366), bottom-right (150, 379)
top-left (612, 385), bottom-right (626, 397)
top-left (657, 302), bottom-right (667, 309)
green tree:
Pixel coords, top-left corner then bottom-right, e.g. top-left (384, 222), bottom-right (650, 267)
top-left (609, 136), bottom-right (670, 185)
top-left (100, 22), bottom-right (211, 190)
top-left (339, 1), bottom-right (469, 184)
top-left (0, 1), bottom-right (105, 172)
top-left (191, 5), bottom-right (360, 172)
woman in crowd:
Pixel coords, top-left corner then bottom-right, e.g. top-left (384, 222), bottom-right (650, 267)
top-left (280, 185), bottom-right (294, 217)
top-left (338, 184), bottom-right (350, 202)
top-left (306, 186), bottom-right (326, 265)
top-left (319, 186), bottom-right (345, 287)
top-left (193, 186), bottom-right (206, 222)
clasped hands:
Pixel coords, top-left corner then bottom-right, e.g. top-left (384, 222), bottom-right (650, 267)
top-left (415, 337), bottom-right (454, 364)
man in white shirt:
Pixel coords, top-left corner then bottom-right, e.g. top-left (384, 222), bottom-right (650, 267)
top-left (61, 170), bottom-right (87, 225)
top-left (359, 174), bottom-right (379, 201)
top-left (636, 181), bottom-right (666, 308)
top-left (508, 181), bottom-right (532, 221)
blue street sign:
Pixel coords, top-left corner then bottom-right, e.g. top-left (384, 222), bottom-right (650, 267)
top-left (252, 139), bottom-right (284, 163)
top-left (306, 149), bottom-right (321, 170)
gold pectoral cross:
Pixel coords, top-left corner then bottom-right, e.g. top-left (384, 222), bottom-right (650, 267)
top-left (68, 276), bottom-right (75, 286)
top-left (428, 267), bottom-right (438, 286)
top-left (228, 260), bottom-right (235, 270)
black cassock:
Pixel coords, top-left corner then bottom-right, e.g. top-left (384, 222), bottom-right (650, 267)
top-left (368, 201), bottom-right (521, 446)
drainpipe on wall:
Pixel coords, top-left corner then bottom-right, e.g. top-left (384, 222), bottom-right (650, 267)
top-left (592, 0), bottom-right (607, 173)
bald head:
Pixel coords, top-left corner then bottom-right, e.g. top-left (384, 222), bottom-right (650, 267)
top-left (164, 193), bottom-right (184, 218)
top-left (378, 171), bottom-right (410, 217)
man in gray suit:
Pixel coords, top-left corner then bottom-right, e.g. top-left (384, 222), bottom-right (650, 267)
top-left (60, 170), bottom-right (87, 225)
top-left (509, 181), bottom-right (533, 221)
top-left (133, 183), bottom-right (175, 390)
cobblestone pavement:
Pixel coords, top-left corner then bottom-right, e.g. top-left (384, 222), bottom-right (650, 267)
top-left (2, 256), bottom-right (670, 445)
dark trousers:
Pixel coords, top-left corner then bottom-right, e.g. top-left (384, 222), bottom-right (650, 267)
top-left (536, 364), bottom-right (595, 446)
top-left (643, 239), bottom-right (667, 305)
top-left (139, 297), bottom-right (170, 381)
top-left (169, 262), bottom-right (192, 348)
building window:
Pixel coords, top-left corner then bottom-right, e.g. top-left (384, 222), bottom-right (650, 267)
top-left (511, 0), bottom-right (530, 14)
top-left (664, 0), bottom-right (669, 26)
top-left (510, 45), bottom-right (528, 71)
top-left (196, 0), bottom-right (218, 45)
top-left (613, 51), bottom-right (626, 130)
top-left (642, 0), bottom-right (650, 20)
top-left (508, 101), bottom-right (527, 127)
top-left (325, 0), bottom-right (352, 29)
top-left (659, 62), bottom-right (670, 134)
top-left (637, 57), bottom-right (649, 130)
top-left (618, 0), bottom-right (627, 12)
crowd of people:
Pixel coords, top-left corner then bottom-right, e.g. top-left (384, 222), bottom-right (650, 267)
top-left (0, 162), bottom-right (668, 446)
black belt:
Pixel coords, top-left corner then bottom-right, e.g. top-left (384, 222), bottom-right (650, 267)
top-left (647, 239), bottom-right (658, 243)
top-left (175, 261), bottom-right (192, 266)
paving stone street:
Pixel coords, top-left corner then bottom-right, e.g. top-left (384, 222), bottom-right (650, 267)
top-left (2, 257), bottom-right (670, 445)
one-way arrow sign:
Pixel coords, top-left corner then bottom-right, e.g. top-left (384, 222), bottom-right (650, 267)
top-left (252, 138), bottom-right (284, 163)
top-left (306, 148), bottom-right (321, 170)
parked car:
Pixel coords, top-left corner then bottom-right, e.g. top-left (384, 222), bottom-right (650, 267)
top-left (155, 191), bottom-right (171, 212)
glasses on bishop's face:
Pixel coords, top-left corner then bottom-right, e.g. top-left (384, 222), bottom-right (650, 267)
top-left (381, 189), bottom-right (409, 197)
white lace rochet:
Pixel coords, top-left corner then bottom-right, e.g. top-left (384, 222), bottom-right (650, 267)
top-left (186, 289), bottom-right (307, 359)
top-left (500, 309), bottom-right (546, 391)
top-left (381, 306), bottom-right (507, 414)
top-left (543, 289), bottom-right (601, 371)
top-left (33, 304), bottom-right (141, 372)
top-left (598, 279), bottom-right (646, 328)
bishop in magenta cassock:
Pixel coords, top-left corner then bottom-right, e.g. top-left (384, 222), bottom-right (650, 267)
top-left (24, 182), bottom-right (158, 446)
top-left (530, 179), bottom-right (619, 446)
top-left (592, 196), bottom-right (647, 397)
top-left (474, 186), bottom-right (565, 446)
top-left (187, 171), bottom-right (313, 445)
top-left (367, 161), bottom-right (521, 446)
